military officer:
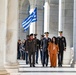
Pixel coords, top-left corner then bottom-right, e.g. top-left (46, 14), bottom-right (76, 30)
top-left (42, 32), bottom-right (51, 67)
top-left (57, 31), bottom-right (66, 67)
top-left (26, 34), bottom-right (37, 67)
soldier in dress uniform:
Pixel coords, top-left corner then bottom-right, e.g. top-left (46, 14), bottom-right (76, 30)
top-left (26, 34), bottom-right (36, 67)
top-left (41, 32), bottom-right (51, 67)
top-left (34, 34), bottom-right (40, 64)
top-left (40, 35), bottom-right (44, 64)
top-left (57, 31), bottom-right (66, 67)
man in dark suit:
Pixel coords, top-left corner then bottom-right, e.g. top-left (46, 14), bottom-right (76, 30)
top-left (57, 31), bottom-right (66, 67)
top-left (34, 34), bottom-right (40, 64)
top-left (40, 35), bottom-right (44, 64)
top-left (25, 35), bottom-right (29, 64)
top-left (41, 32), bottom-right (51, 67)
top-left (17, 39), bottom-right (21, 59)
top-left (26, 34), bottom-right (37, 67)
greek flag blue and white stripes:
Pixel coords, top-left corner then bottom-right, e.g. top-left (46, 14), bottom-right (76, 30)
top-left (22, 7), bottom-right (37, 31)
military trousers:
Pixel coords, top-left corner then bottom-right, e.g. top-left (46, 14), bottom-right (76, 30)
top-left (58, 50), bottom-right (64, 67)
top-left (28, 52), bottom-right (35, 66)
top-left (42, 50), bottom-right (48, 66)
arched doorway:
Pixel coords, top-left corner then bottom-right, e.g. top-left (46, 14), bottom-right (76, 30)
top-left (18, 0), bottom-right (30, 40)
top-left (17, 0), bottom-right (74, 67)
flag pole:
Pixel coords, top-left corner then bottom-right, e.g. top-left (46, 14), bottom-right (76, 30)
top-left (35, 0), bottom-right (37, 34)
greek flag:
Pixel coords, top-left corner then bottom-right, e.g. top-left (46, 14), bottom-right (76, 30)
top-left (22, 7), bottom-right (37, 31)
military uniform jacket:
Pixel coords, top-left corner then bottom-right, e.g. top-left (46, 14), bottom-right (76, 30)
top-left (42, 37), bottom-right (51, 52)
top-left (36, 38), bottom-right (40, 50)
top-left (17, 42), bottom-right (21, 51)
top-left (40, 39), bottom-right (43, 49)
top-left (26, 39), bottom-right (37, 53)
top-left (57, 36), bottom-right (66, 51)
top-left (25, 39), bottom-right (29, 51)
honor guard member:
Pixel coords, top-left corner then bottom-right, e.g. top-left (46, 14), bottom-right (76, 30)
top-left (26, 34), bottom-right (37, 67)
top-left (57, 31), bottom-right (66, 67)
top-left (34, 34), bottom-right (40, 64)
top-left (42, 32), bottom-right (51, 67)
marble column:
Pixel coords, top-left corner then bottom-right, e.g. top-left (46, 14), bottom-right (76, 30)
top-left (73, 0), bottom-right (76, 68)
top-left (5, 0), bottom-right (19, 68)
top-left (29, 6), bottom-right (36, 34)
top-left (29, 0), bottom-right (37, 34)
top-left (58, 0), bottom-right (63, 32)
top-left (44, 0), bottom-right (50, 33)
top-left (0, 0), bottom-right (8, 74)
top-left (62, 0), bottom-right (73, 65)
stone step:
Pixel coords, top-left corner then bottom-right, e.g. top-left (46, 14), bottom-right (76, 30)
top-left (19, 67), bottom-right (76, 72)
top-left (10, 72), bottom-right (76, 75)
top-left (18, 63), bottom-right (74, 73)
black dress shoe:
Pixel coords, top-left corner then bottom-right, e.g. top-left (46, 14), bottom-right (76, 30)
top-left (58, 65), bottom-right (60, 67)
top-left (60, 65), bottom-right (62, 67)
top-left (36, 62), bottom-right (38, 64)
top-left (46, 64), bottom-right (48, 67)
top-left (33, 65), bottom-right (35, 67)
top-left (42, 64), bottom-right (44, 67)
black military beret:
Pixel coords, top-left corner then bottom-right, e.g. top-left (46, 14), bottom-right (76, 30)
top-left (41, 35), bottom-right (44, 37)
top-left (34, 34), bottom-right (37, 36)
top-left (59, 31), bottom-right (63, 33)
top-left (44, 32), bottom-right (49, 34)
top-left (29, 33), bottom-right (33, 36)
top-left (26, 35), bottom-right (29, 37)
